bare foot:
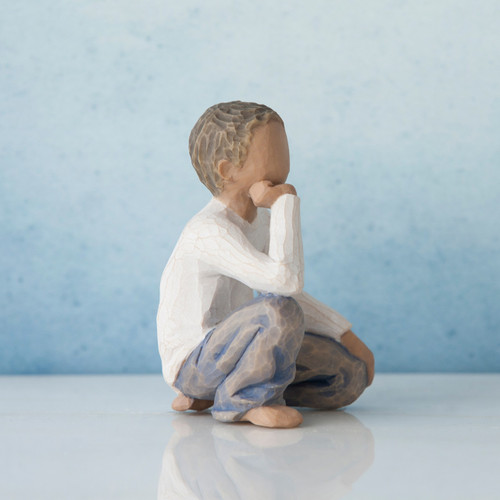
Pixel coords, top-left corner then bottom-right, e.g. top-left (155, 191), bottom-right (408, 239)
top-left (240, 405), bottom-right (303, 428)
top-left (172, 394), bottom-right (214, 412)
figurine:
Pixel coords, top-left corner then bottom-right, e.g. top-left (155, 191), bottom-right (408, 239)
top-left (157, 101), bottom-right (374, 428)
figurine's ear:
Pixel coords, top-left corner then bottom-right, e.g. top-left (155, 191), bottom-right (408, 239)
top-left (217, 159), bottom-right (235, 182)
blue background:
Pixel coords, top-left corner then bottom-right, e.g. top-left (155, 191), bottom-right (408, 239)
top-left (1, 1), bottom-right (499, 374)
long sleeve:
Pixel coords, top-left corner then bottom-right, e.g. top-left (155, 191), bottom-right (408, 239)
top-left (292, 290), bottom-right (352, 342)
top-left (185, 194), bottom-right (304, 295)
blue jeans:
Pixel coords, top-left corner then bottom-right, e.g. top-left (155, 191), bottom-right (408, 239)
top-left (174, 293), bottom-right (367, 422)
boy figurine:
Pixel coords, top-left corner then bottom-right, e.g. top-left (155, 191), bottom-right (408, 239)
top-left (157, 101), bottom-right (374, 429)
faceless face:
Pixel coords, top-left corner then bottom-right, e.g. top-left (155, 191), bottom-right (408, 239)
top-left (219, 121), bottom-right (290, 194)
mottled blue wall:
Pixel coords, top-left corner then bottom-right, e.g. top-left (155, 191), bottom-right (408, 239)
top-left (1, 1), bottom-right (499, 374)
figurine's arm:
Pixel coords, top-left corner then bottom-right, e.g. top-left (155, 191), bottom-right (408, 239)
top-left (293, 291), bottom-right (374, 385)
top-left (187, 193), bottom-right (304, 295)
top-left (292, 290), bottom-right (352, 341)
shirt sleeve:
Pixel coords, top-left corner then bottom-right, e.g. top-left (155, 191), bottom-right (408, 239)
top-left (292, 290), bottom-right (352, 342)
top-left (185, 194), bottom-right (304, 296)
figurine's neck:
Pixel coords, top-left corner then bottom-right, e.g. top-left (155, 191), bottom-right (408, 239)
top-left (215, 189), bottom-right (257, 224)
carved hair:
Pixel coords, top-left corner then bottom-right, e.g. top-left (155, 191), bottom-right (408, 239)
top-left (189, 101), bottom-right (284, 195)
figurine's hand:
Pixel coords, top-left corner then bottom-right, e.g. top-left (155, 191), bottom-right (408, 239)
top-left (249, 180), bottom-right (297, 208)
top-left (341, 330), bottom-right (375, 386)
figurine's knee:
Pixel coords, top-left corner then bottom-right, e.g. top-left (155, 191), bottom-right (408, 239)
top-left (258, 294), bottom-right (305, 335)
top-left (326, 362), bottom-right (368, 410)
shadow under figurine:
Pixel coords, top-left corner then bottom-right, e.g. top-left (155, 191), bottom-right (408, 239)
top-left (157, 101), bottom-right (375, 428)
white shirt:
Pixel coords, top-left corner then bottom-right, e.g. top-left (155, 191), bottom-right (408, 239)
top-left (157, 194), bottom-right (352, 388)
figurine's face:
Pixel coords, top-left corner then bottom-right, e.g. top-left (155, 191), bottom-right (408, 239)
top-left (228, 121), bottom-right (290, 192)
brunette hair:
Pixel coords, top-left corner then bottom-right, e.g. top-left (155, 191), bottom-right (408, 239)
top-left (189, 101), bottom-right (283, 195)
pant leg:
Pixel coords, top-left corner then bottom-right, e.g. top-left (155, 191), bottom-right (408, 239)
top-left (174, 293), bottom-right (305, 422)
top-left (283, 332), bottom-right (368, 410)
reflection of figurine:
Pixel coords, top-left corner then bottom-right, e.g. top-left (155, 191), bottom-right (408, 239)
top-left (158, 412), bottom-right (375, 499)
top-left (157, 101), bottom-right (374, 428)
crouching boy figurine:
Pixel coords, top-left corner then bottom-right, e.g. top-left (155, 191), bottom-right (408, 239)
top-left (157, 101), bottom-right (374, 428)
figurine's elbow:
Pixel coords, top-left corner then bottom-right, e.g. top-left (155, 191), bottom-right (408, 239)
top-left (273, 266), bottom-right (303, 296)
top-left (290, 271), bottom-right (304, 295)
top-left (287, 279), bottom-right (303, 296)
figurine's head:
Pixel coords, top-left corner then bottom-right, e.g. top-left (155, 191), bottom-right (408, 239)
top-left (189, 101), bottom-right (284, 196)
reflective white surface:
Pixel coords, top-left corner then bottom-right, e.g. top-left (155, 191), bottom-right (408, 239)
top-left (0, 374), bottom-right (499, 499)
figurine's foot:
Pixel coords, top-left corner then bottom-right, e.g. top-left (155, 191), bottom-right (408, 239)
top-left (240, 405), bottom-right (303, 428)
top-left (172, 394), bottom-right (214, 412)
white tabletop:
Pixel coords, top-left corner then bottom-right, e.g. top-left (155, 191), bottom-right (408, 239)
top-left (1, 374), bottom-right (499, 499)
